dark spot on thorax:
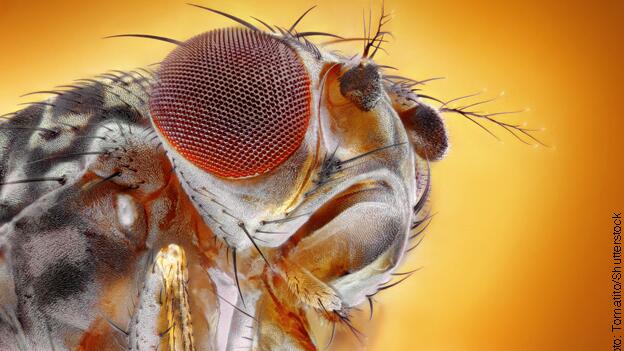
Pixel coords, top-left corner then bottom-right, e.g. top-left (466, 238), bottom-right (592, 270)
top-left (33, 258), bottom-right (94, 306)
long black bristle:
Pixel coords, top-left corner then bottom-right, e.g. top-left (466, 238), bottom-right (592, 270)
top-left (250, 16), bottom-right (276, 32)
top-left (186, 3), bottom-right (259, 32)
top-left (232, 248), bottom-right (247, 309)
top-left (0, 176), bottom-right (66, 186)
top-left (238, 222), bottom-right (272, 269)
top-left (288, 5), bottom-right (317, 33)
top-left (103, 34), bottom-right (184, 46)
top-left (294, 31), bottom-right (343, 39)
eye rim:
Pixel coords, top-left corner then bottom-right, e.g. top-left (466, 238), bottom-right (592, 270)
top-left (149, 28), bottom-right (313, 179)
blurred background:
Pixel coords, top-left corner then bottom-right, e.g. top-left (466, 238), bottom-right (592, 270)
top-left (0, 0), bottom-right (621, 349)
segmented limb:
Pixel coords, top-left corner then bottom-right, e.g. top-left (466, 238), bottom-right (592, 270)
top-left (129, 244), bottom-right (195, 351)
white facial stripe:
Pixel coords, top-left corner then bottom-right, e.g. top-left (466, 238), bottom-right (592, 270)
top-left (116, 194), bottom-right (137, 228)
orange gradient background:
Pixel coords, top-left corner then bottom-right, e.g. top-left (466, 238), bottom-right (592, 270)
top-left (0, 1), bottom-right (621, 350)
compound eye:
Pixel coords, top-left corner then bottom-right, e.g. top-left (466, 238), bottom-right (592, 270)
top-left (150, 28), bottom-right (311, 179)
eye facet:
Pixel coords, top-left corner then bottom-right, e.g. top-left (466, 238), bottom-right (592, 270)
top-left (150, 28), bottom-right (311, 179)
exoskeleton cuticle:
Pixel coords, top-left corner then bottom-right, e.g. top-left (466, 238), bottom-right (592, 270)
top-left (0, 3), bottom-right (542, 350)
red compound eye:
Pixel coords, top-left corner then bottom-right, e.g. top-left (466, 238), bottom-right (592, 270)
top-left (150, 28), bottom-right (312, 178)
